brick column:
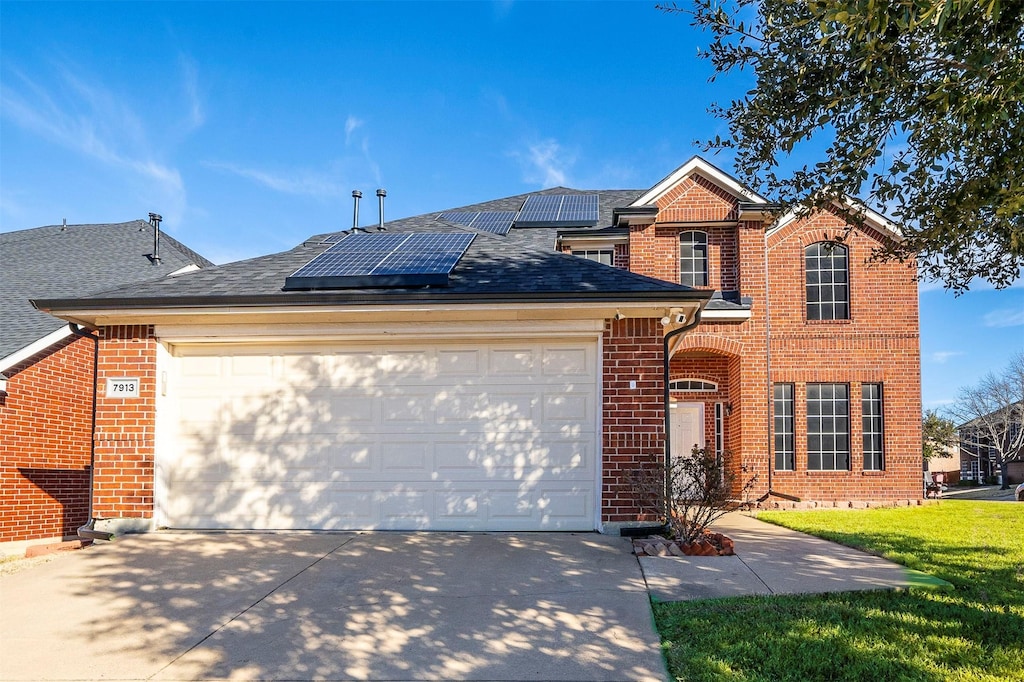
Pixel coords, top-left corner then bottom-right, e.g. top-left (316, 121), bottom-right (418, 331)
top-left (601, 317), bottom-right (665, 527)
top-left (92, 325), bottom-right (157, 522)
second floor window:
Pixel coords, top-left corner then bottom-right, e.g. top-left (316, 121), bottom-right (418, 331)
top-left (573, 249), bottom-right (613, 266)
top-left (679, 231), bottom-right (708, 287)
top-left (806, 242), bottom-right (849, 320)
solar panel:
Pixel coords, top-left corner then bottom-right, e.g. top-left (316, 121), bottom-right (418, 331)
top-left (558, 195), bottom-right (599, 223)
top-left (516, 195), bottom-right (563, 225)
top-left (468, 211), bottom-right (516, 235)
top-left (438, 210), bottom-right (516, 235)
top-left (437, 211), bottom-right (478, 227)
top-left (515, 194), bottom-right (599, 227)
top-left (284, 232), bottom-right (475, 290)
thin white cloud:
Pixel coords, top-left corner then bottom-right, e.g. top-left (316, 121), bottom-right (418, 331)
top-left (179, 55), bottom-right (204, 131)
top-left (0, 65), bottom-right (186, 223)
top-left (203, 161), bottom-right (344, 199)
top-left (928, 351), bottom-right (963, 364)
top-left (983, 308), bottom-right (1024, 328)
top-left (514, 138), bottom-right (574, 187)
top-left (345, 115), bottom-right (363, 146)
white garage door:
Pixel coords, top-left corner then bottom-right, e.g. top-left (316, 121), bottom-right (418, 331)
top-left (157, 340), bottom-right (598, 531)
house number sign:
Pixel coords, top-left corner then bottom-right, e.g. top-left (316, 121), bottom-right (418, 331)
top-left (106, 377), bottom-right (140, 398)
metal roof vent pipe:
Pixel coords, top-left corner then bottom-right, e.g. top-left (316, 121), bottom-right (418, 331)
top-left (376, 188), bottom-right (387, 231)
top-left (61, 218), bottom-right (67, 232)
top-left (351, 190), bottom-right (364, 232)
top-left (148, 212), bottom-right (163, 264)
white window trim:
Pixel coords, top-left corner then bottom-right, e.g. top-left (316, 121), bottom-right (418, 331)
top-left (669, 378), bottom-right (719, 392)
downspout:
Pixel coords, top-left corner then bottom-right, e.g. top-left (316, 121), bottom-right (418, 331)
top-left (758, 224), bottom-right (800, 503)
top-left (69, 323), bottom-right (115, 542)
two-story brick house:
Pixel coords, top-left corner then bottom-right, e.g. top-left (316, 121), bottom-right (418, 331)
top-left (559, 158), bottom-right (923, 506)
top-left (30, 157), bottom-right (922, 538)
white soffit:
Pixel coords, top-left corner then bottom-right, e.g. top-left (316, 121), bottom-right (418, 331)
top-left (631, 156), bottom-right (769, 208)
top-left (0, 326), bottom-right (75, 373)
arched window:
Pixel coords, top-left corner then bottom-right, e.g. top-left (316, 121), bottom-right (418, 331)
top-left (805, 242), bottom-right (849, 320)
top-left (669, 379), bottom-right (718, 392)
top-left (679, 231), bottom-right (708, 287)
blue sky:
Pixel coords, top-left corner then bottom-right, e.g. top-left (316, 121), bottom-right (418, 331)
top-left (1, 1), bottom-right (1020, 410)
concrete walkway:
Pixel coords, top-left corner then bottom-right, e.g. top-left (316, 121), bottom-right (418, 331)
top-left (639, 512), bottom-right (950, 602)
top-left (0, 532), bottom-right (667, 682)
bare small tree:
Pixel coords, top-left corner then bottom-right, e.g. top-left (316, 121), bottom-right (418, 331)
top-left (630, 446), bottom-right (758, 545)
top-left (949, 351), bottom-right (1024, 489)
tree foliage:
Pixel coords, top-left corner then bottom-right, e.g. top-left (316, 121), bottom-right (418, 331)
top-left (922, 409), bottom-right (957, 463)
top-left (669, 0), bottom-right (1024, 291)
top-left (949, 351), bottom-right (1024, 488)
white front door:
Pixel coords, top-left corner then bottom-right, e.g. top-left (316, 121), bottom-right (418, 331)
top-left (670, 402), bottom-right (705, 460)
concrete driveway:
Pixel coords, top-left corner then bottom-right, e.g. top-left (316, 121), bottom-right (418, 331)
top-left (0, 532), bottom-right (666, 682)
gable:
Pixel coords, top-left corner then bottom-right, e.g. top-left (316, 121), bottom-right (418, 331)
top-left (768, 199), bottom-right (902, 244)
top-left (656, 174), bottom-right (739, 223)
top-left (630, 156), bottom-right (768, 209)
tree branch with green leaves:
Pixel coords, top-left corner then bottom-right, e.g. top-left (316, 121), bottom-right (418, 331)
top-left (666, 0), bottom-right (1024, 291)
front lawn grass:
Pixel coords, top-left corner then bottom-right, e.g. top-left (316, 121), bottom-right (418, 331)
top-left (653, 501), bottom-right (1024, 681)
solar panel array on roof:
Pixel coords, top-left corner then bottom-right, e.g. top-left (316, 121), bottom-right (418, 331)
top-left (437, 210), bottom-right (517, 235)
top-left (284, 232), bottom-right (475, 290)
top-left (515, 194), bottom-right (599, 228)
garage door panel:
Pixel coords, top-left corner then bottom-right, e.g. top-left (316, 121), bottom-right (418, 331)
top-left (438, 349), bottom-right (481, 375)
top-left (161, 339), bottom-right (598, 531)
top-left (543, 347), bottom-right (592, 375)
top-left (380, 440), bottom-right (429, 471)
top-left (488, 348), bottom-right (540, 376)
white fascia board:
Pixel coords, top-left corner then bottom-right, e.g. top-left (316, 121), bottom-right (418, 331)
top-left (155, 319), bottom-right (607, 344)
top-left (562, 238), bottom-right (625, 251)
top-left (41, 300), bottom-right (707, 326)
top-left (0, 326), bottom-right (74, 373)
top-left (768, 198), bottom-right (902, 240)
top-left (700, 309), bottom-right (752, 321)
top-left (169, 264), bottom-right (201, 276)
top-left (631, 156), bottom-right (769, 208)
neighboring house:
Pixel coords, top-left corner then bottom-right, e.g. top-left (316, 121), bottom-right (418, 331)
top-left (0, 218), bottom-right (212, 554)
top-left (959, 401), bottom-right (1024, 485)
top-left (925, 443), bottom-right (961, 486)
top-left (31, 157), bottom-right (923, 536)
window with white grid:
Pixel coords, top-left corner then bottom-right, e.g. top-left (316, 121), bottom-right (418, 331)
top-left (679, 231), bottom-right (708, 287)
top-left (862, 383), bottom-right (884, 470)
top-left (806, 243), bottom-right (849, 320)
top-left (572, 249), bottom-right (613, 266)
top-left (807, 383), bottom-right (850, 470)
top-left (774, 383), bottom-right (795, 470)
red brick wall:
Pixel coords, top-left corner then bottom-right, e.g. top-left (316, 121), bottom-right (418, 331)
top-left (92, 325), bottom-right (157, 519)
top-left (764, 211), bottom-right (921, 501)
top-left (602, 318), bottom-right (665, 523)
top-left (0, 336), bottom-right (93, 543)
top-left (624, 184), bottom-right (922, 506)
top-left (657, 174), bottom-right (738, 223)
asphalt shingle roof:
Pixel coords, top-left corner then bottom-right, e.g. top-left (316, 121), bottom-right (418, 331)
top-left (32, 189), bottom-right (709, 311)
top-left (1, 220), bottom-right (212, 360)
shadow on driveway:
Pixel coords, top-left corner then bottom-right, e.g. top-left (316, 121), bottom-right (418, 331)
top-left (0, 532), bottom-right (666, 681)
